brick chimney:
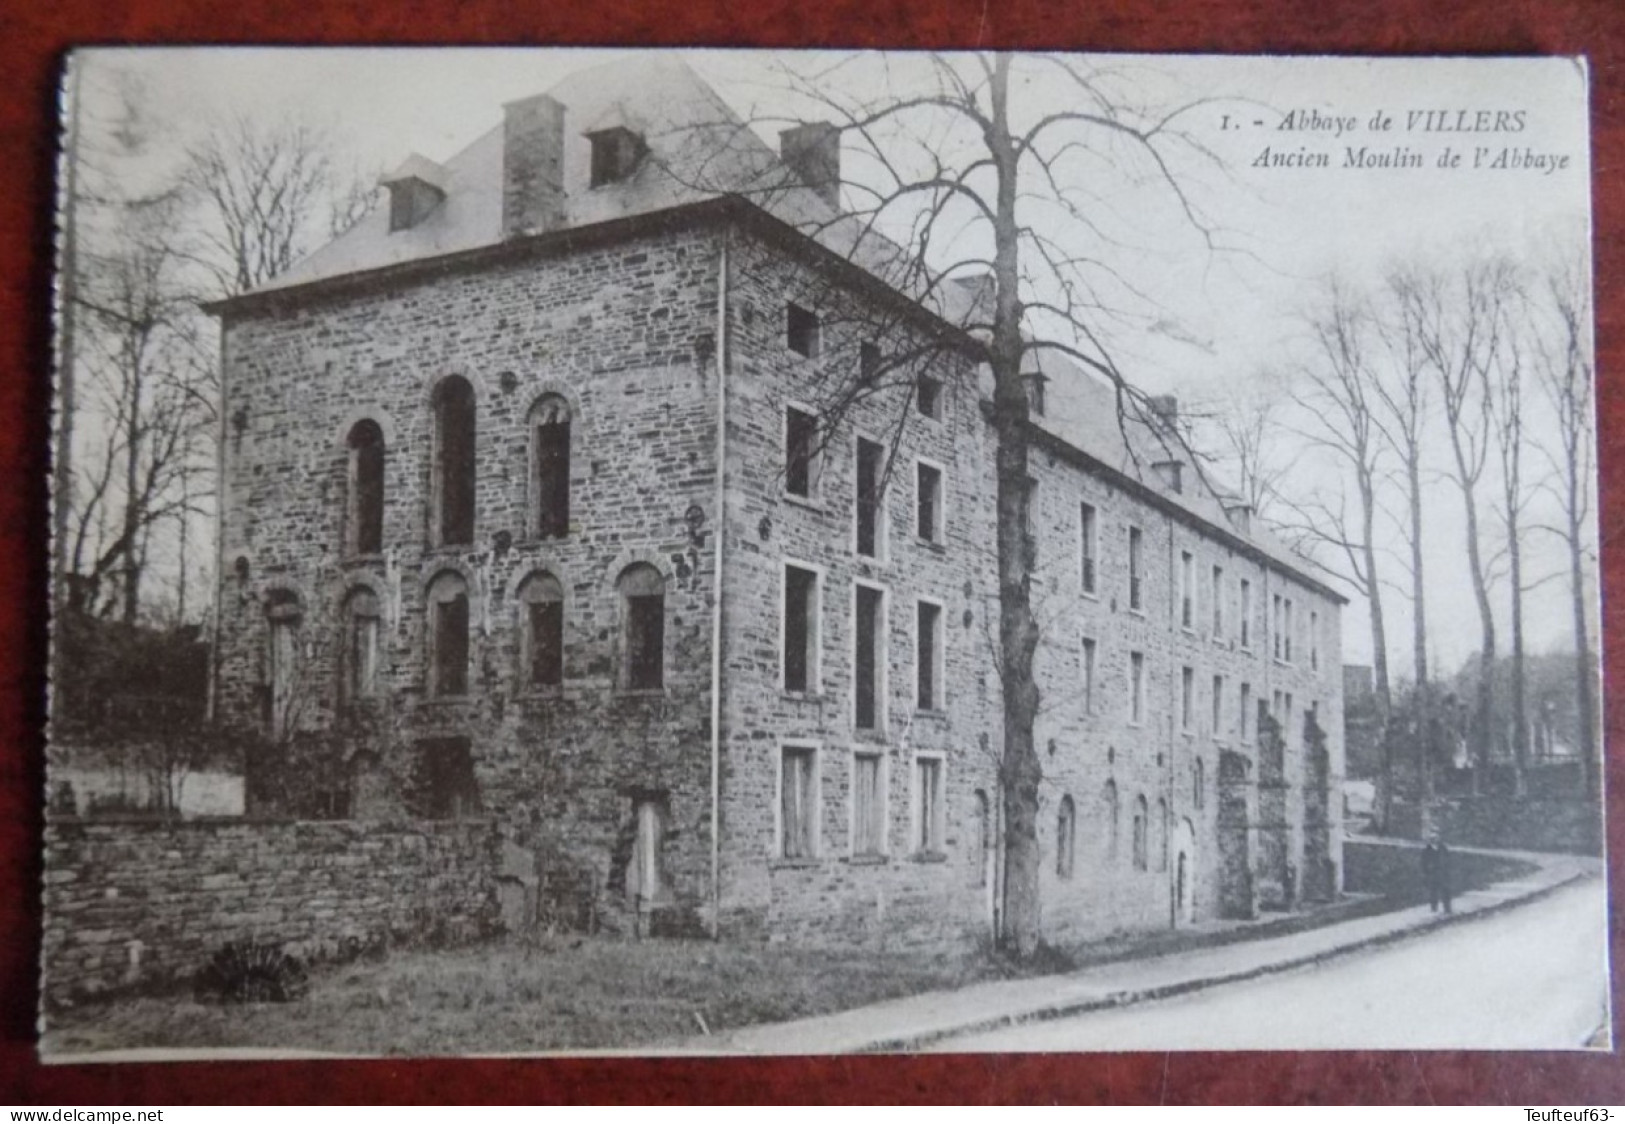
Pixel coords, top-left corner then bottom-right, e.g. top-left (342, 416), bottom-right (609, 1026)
top-left (502, 93), bottom-right (566, 238)
top-left (779, 122), bottom-right (841, 210)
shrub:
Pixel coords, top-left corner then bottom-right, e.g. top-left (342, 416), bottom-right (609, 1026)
top-left (194, 940), bottom-right (309, 1003)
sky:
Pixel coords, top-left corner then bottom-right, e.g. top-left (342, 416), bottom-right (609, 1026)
top-left (70, 48), bottom-right (1596, 675)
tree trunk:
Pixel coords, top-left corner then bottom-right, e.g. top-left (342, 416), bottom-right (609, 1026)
top-left (987, 55), bottom-right (1044, 958)
top-left (1509, 510), bottom-right (1527, 797)
top-left (1406, 452), bottom-right (1434, 803)
top-left (1569, 506), bottom-right (1597, 800)
top-left (1360, 471), bottom-right (1393, 830)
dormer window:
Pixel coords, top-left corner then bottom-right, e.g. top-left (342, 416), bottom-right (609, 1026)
top-left (1153, 460), bottom-right (1184, 494)
top-left (381, 155), bottom-right (449, 233)
top-left (1022, 372), bottom-right (1047, 416)
top-left (588, 126), bottom-right (646, 188)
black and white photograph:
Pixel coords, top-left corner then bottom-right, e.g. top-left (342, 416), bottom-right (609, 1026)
top-left (39, 47), bottom-right (1607, 1059)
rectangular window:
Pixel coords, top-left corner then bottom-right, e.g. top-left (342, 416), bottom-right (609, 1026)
top-left (1181, 665), bottom-right (1194, 731)
top-left (1240, 682), bottom-right (1252, 742)
top-left (856, 438), bottom-right (885, 559)
top-left (855, 584), bottom-right (884, 731)
top-left (914, 755), bottom-right (945, 854)
top-left (529, 601), bottom-right (563, 688)
top-left (1240, 579), bottom-right (1253, 649)
top-left (1081, 637), bottom-right (1097, 715)
top-left (860, 341), bottom-right (881, 385)
top-left (1180, 551), bottom-right (1194, 629)
top-left (1129, 527), bottom-right (1144, 611)
top-left (1079, 503), bottom-right (1098, 595)
top-left (626, 594), bottom-right (665, 690)
top-left (1284, 598), bottom-right (1295, 663)
top-left (783, 564), bottom-right (820, 693)
top-left (1130, 651), bottom-right (1145, 725)
top-left (916, 600), bottom-right (942, 711)
top-left (916, 461), bottom-right (943, 543)
top-left (785, 406), bottom-right (819, 499)
top-left (1311, 609), bottom-right (1320, 671)
top-left (1271, 595), bottom-right (1279, 656)
top-left (916, 374), bottom-right (942, 419)
top-left (1212, 565), bottom-right (1225, 637)
top-left (434, 596), bottom-right (470, 696)
top-left (851, 751), bottom-right (886, 857)
top-left (780, 745), bottom-right (818, 858)
top-left (1212, 673), bottom-right (1224, 739)
top-left (534, 420), bottom-right (570, 538)
top-left (1285, 692), bottom-right (1295, 744)
top-left (349, 613), bottom-right (379, 701)
top-left (787, 303), bottom-right (820, 357)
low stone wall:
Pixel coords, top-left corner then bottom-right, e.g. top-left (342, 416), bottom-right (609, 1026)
top-left (42, 817), bottom-right (499, 1006)
top-left (1342, 838), bottom-right (1536, 904)
top-left (1387, 795), bottom-right (1601, 855)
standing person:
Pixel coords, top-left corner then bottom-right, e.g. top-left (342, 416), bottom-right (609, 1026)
top-left (1422, 833), bottom-right (1453, 913)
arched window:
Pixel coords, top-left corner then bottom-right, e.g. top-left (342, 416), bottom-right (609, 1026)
top-left (530, 395), bottom-right (571, 539)
top-left (265, 590), bottom-right (303, 739)
top-left (519, 572), bottom-right (564, 689)
top-left (346, 419), bottom-right (385, 556)
top-left (1057, 795), bottom-right (1076, 879)
top-left (1103, 779), bottom-right (1119, 861)
top-left (1132, 795), bottom-right (1149, 871)
top-left (426, 571), bottom-right (470, 697)
top-left (1156, 797), bottom-right (1169, 872)
top-left (341, 587), bottom-right (381, 703)
top-left (432, 377), bottom-right (476, 547)
top-left (618, 563), bottom-right (665, 690)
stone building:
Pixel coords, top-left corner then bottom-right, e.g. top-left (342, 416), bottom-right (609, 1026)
top-left (206, 56), bottom-right (1344, 947)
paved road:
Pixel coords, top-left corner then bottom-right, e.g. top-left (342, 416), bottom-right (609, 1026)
top-left (930, 879), bottom-right (1612, 1051)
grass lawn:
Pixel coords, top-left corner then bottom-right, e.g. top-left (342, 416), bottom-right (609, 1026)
top-left (42, 936), bottom-right (1002, 1057)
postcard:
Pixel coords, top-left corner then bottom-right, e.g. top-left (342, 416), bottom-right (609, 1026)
top-left (39, 48), bottom-right (1606, 1058)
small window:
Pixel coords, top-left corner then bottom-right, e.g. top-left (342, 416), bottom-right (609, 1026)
top-left (780, 745), bottom-right (818, 859)
top-left (1311, 609), bottom-right (1320, 671)
top-left (1212, 565), bottom-right (1224, 637)
top-left (1132, 795), bottom-right (1149, 872)
top-left (860, 341), bottom-right (882, 386)
top-left (913, 755), bottom-right (945, 855)
top-left (787, 303), bottom-right (821, 357)
top-left (916, 461), bottom-right (943, 543)
top-left (785, 406), bottom-right (819, 499)
top-left (1079, 503), bottom-right (1097, 595)
top-left (1181, 665), bottom-right (1194, 731)
top-left (1103, 779), bottom-right (1120, 860)
top-left (1240, 578), bottom-right (1254, 649)
top-left (1081, 637), bottom-right (1097, 715)
top-left (342, 587), bottom-right (381, 703)
top-left (1179, 551), bottom-right (1194, 630)
top-left (619, 564), bottom-right (665, 690)
top-left (531, 395), bottom-right (571, 539)
top-left (588, 126), bottom-right (646, 188)
top-left (851, 751), bottom-right (886, 857)
top-left (1024, 372), bottom-right (1047, 416)
top-left (855, 438), bottom-right (885, 559)
top-left (628, 798), bottom-right (666, 904)
top-left (1241, 682), bottom-right (1252, 742)
top-left (1129, 651), bottom-right (1145, 725)
top-left (427, 571), bottom-right (470, 697)
top-left (432, 376), bottom-right (476, 548)
top-left (520, 572), bottom-right (564, 689)
top-left (1284, 599), bottom-right (1295, 663)
top-left (1194, 757), bottom-right (1206, 810)
top-left (266, 591), bottom-right (302, 739)
top-left (783, 563), bottom-right (820, 693)
top-left (1273, 594), bottom-right (1284, 660)
top-left (1128, 527), bottom-right (1144, 611)
top-left (346, 420), bottom-right (385, 556)
top-left (1057, 795), bottom-right (1076, 879)
top-left (854, 584), bottom-right (885, 731)
top-left (416, 737), bottom-right (480, 819)
top-left (1212, 673), bottom-right (1224, 739)
top-left (916, 374), bottom-right (942, 420)
top-left (916, 600), bottom-right (942, 711)
top-left (1156, 797), bottom-right (1169, 872)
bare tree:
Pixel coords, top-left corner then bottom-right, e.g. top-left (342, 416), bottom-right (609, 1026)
top-left (1273, 277), bottom-right (1394, 823)
top-left (1490, 286), bottom-right (1531, 796)
top-left (1409, 257), bottom-right (1516, 790)
top-left (1530, 254), bottom-right (1598, 798)
top-left (1193, 375), bottom-right (1290, 522)
top-left (702, 53), bottom-right (1229, 955)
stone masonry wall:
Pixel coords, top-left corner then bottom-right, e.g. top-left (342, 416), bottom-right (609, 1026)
top-left (215, 225), bottom-right (724, 931)
top-left (42, 817), bottom-right (496, 1006)
top-left (717, 235), bottom-right (1001, 947)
